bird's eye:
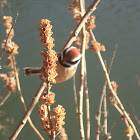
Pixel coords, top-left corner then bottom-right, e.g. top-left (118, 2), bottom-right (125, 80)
top-left (67, 59), bottom-right (80, 65)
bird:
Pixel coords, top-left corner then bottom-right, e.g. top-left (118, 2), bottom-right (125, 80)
top-left (24, 46), bottom-right (81, 83)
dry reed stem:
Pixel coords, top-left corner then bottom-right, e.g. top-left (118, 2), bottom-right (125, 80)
top-left (13, 56), bottom-right (44, 140)
top-left (0, 91), bottom-right (11, 106)
top-left (58, 128), bottom-right (68, 140)
top-left (104, 46), bottom-right (117, 139)
top-left (130, 104), bottom-right (140, 125)
top-left (90, 28), bottom-right (139, 139)
top-left (9, 81), bottom-right (46, 140)
top-left (2, 14), bottom-right (44, 140)
top-left (73, 75), bottom-right (78, 115)
top-left (1, 12), bottom-right (43, 139)
top-left (78, 26), bottom-right (85, 139)
top-left (77, 0), bottom-right (86, 139)
top-left (84, 60), bottom-right (90, 140)
top-left (96, 46), bottom-right (117, 140)
top-left (103, 79), bottom-right (108, 138)
top-left (96, 62), bottom-right (108, 140)
top-left (136, 74), bottom-right (140, 87)
top-left (114, 104), bottom-right (130, 128)
top-left (62, 0), bottom-right (100, 52)
top-left (46, 81), bottom-right (55, 140)
top-left (97, 51), bottom-right (140, 140)
top-left (15, 74), bottom-right (45, 140)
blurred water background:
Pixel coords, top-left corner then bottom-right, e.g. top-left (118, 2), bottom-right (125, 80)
top-left (0, 0), bottom-right (140, 139)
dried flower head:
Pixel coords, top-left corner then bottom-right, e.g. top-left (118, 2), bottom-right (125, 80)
top-left (74, 31), bottom-right (90, 50)
top-left (90, 40), bottom-right (105, 53)
top-left (0, 73), bottom-right (16, 93)
top-left (120, 114), bottom-right (126, 120)
top-left (125, 126), bottom-right (134, 137)
top-left (38, 104), bottom-right (66, 137)
top-left (39, 19), bottom-right (58, 83)
top-left (52, 105), bottom-right (66, 132)
top-left (2, 16), bottom-right (19, 67)
top-left (86, 15), bottom-right (96, 31)
top-left (120, 113), bottom-right (130, 120)
top-left (39, 91), bottom-right (55, 105)
top-left (3, 16), bottom-right (14, 39)
top-left (69, 0), bottom-right (81, 23)
top-left (111, 81), bottom-right (118, 92)
top-left (38, 104), bottom-right (48, 119)
top-left (108, 81), bottom-right (118, 105)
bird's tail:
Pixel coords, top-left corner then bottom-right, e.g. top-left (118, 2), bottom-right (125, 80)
top-left (23, 67), bottom-right (41, 76)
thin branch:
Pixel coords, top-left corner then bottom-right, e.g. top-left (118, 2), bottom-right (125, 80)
top-left (96, 84), bottom-right (104, 140)
top-left (103, 79), bottom-right (108, 137)
top-left (97, 51), bottom-right (140, 140)
top-left (104, 46), bottom-right (117, 139)
top-left (12, 56), bottom-right (44, 140)
top-left (78, 0), bottom-right (86, 139)
top-left (62, 0), bottom-right (100, 51)
top-left (0, 91), bottom-right (11, 106)
top-left (135, 74), bottom-right (140, 87)
top-left (130, 104), bottom-right (140, 125)
top-left (89, 28), bottom-right (140, 139)
top-left (96, 46), bottom-right (117, 140)
top-left (73, 75), bottom-right (78, 115)
top-left (46, 81), bottom-right (54, 140)
top-left (9, 81), bottom-right (46, 140)
top-left (114, 104), bottom-right (129, 128)
top-left (84, 60), bottom-right (90, 140)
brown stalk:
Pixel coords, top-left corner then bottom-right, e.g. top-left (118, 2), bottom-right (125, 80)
top-left (77, 0), bottom-right (86, 139)
top-left (9, 81), bottom-right (46, 140)
top-left (103, 46), bottom-right (117, 139)
top-left (12, 56), bottom-right (44, 140)
top-left (97, 51), bottom-right (140, 140)
top-left (90, 28), bottom-right (139, 139)
top-left (46, 81), bottom-right (55, 140)
top-left (84, 60), bottom-right (90, 140)
top-left (130, 104), bottom-right (140, 125)
top-left (0, 91), bottom-right (11, 106)
top-left (62, 0), bottom-right (100, 51)
top-left (73, 75), bottom-right (78, 115)
top-left (1, 13), bottom-right (44, 139)
top-left (96, 41), bottom-right (117, 140)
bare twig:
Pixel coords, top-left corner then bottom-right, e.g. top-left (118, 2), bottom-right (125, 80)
top-left (108, 45), bottom-right (118, 74)
top-left (97, 51), bottom-right (140, 140)
top-left (90, 27), bottom-right (139, 139)
top-left (77, 0), bottom-right (86, 139)
top-left (0, 91), bottom-right (11, 106)
top-left (46, 81), bottom-right (55, 140)
top-left (9, 81), bottom-right (46, 140)
top-left (84, 60), bottom-right (90, 140)
top-left (73, 75), bottom-right (78, 115)
top-left (104, 46), bottom-right (117, 139)
top-left (12, 56), bottom-right (44, 140)
top-left (96, 46), bottom-right (117, 140)
top-left (130, 104), bottom-right (140, 125)
top-left (136, 74), bottom-right (140, 87)
top-left (62, 0), bottom-right (100, 51)
top-left (103, 80), bottom-right (108, 138)
top-left (58, 128), bottom-right (68, 140)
